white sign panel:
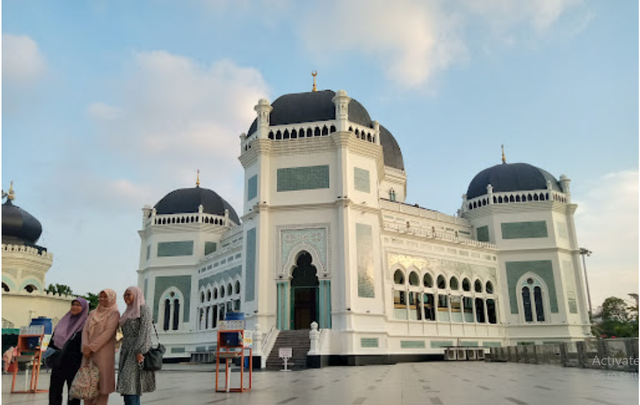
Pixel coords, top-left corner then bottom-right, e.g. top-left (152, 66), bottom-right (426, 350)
top-left (279, 347), bottom-right (292, 358)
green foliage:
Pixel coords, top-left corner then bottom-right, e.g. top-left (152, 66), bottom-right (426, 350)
top-left (45, 283), bottom-right (74, 296)
top-left (592, 296), bottom-right (639, 338)
top-left (82, 292), bottom-right (100, 310)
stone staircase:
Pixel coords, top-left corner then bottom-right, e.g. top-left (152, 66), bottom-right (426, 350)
top-left (265, 329), bottom-right (310, 370)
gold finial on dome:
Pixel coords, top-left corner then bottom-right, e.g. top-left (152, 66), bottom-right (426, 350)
top-left (312, 71), bottom-right (317, 92)
top-left (196, 169), bottom-right (200, 187)
top-left (501, 144), bottom-right (506, 164)
top-left (2, 181), bottom-right (15, 201)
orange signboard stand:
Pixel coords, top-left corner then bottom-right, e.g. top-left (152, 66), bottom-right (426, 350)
top-left (215, 321), bottom-right (252, 393)
top-left (10, 325), bottom-right (48, 394)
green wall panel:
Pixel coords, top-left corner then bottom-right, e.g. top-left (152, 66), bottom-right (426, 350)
top-left (477, 226), bottom-right (490, 242)
top-left (170, 347), bottom-right (186, 354)
top-left (356, 223), bottom-right (375, 298)
top-left (431, 340), bottom-right (453, 348)
top-left (501, 221), bottom-right (548, 239)
top-left (483, 342), bottom-right (502, 347)
top-left (204, 242), bottom-right (217, 256)
top-left (354, 167), bottom-right (370, 193)
top-left (401, 340), bottom-right (426, 349)
top-left (247, 175), bottom-right (258, 201)
top-left (245, 228), bottom-right (257, 302)
top-left (277, 165), bottom-right (329, 192)
top-left (506, 260), bottom-right (558, 314)
top-left (157, 241), bottom-right (194, 257)
top-left (361, 338), bottom-right (379, 348)
top-left (153, 276), bottom-right (192, 323)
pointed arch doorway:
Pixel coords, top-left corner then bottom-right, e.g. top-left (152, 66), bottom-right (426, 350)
top-left (290, 252), bottom-right (319, 330)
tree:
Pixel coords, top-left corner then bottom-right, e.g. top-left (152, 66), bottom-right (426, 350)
top-left (593, 296), bottom-right (639, 338)
top-left (82, 292), bottom-right (100, 311)
top-left (45, 283), bottom-right (74, 296)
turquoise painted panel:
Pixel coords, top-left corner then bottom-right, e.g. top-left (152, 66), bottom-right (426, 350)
top-left (501, 221), bottom-right (548, 239)
top-left (277, 165), bottom-right (330, 192)
top-left (245, 228), bottom-right (257, 302)
top-left (171, 347), bottom-right (186, 354)
top-left (198, 266), bottom-right (242, 290)
top-left (356, 223), bottom-right (375, 298)
top-left (506, 260), bottom-right (558, 314)
top-left (146, 245), bottom-right (151, 260)
top-left (460, 341), bottom-right (479, 347)
top-left (247, 175), bottom-right (258, 201)
top-left (204, 242), bottom-right (217, 256)
top-left (361, 338), bottom-right (379, 348)
top-left (196, 346), bottom-right (206, 352)
top-left (354, 167), bottom-right (370, 193)
top-left (153, 276), bottom-right (191, 323)
top-left (556, 221), bottom-right (568, 239)
top-left (157, 241), bottom-right (194, 257)
top-left (281, 228), bottom-right (327, 271)
top-left (483, 342), bottom-right (502, 347)
top-left (477, 226), bottom-right (490, 242)
top-left (401, 341), bottom-right (425, 349)
top-left (431, 341), bottom-right (453, 348)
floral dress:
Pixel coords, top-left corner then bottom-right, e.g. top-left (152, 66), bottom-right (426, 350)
top-left (117, 304), bottom-right (156, 395)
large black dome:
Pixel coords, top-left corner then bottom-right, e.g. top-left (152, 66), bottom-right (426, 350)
top-left (247, 90), bottom-right (404, 171)
top-left (466, 163), bottom-right (562, 200)
top-left (154, 187), bottom-right (240, 225)
top-left (2, 199), bottom-right (43, 246)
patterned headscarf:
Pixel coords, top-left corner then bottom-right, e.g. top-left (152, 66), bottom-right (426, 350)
top-left (86, 289), bottom-right (119, 337)
top-left (53, 297), bottom-right (89, 347)
top-left (119, 286), bottom-right (145, 326)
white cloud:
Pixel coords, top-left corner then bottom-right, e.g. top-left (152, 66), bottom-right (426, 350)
top-left (298, 0), bottom-right (589, 87)
top-left (2, 34), bottom-right (46, 84)
top-left (573, 170), bottom-right (639, 307)
top-left (87, 102), bottom-right (122, 121)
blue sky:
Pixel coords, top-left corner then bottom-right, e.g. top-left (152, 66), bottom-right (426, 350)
top-left (2, 0), bottom-right (638, 309)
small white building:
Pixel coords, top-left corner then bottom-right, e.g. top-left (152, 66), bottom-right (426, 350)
top-left (136, 87), bottom-right (591, 365)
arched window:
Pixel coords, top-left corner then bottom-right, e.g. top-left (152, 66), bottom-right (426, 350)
top-left (227, 283), bottom-right (233, 297)
top-left (393, 270), bottom-right (405, 285)
top-left (2, 282), bottom-right (9, 292)
top-left (173, 300), bottom-right (180, 330)
top-left (201, 292), bottom-right (205, 303)
top-left (423, 274), bottom-right (433, 288)
top-left (474, 279), bottom-right (483, 293)
top-left (522, 286), bottom-right (533, 322)
top-left (163, 299), bottom-right (171, 331)
top-left (24, 284), bottom-right (37, 293)
top-left (322, 126), bottom-right (328, 135)
top-left (462, 278), bottom-right (471, 292)
top-left (235, 281), bottom-right (241, 295)
top-left (487, 299), bottom-right (497, 324)
top-left (449, 277), bottom-right (459, 290)
top-left (314, 127), bottom-right (321, 136)
top-left (220, 287), bottom-right (225, 298)
top-left (330, 125), bottom-right (336, 133)
top-left (205, 306), bottom-right (210, 329)
top-left (283, 129), bottom-right (290, 139)
top-left (475, 298), bottom-right (485, 323)
top-left (214, 288), bottom-right (218, 300)
top-left (486, 281), bottom-right (494, 294)
top-left (207, 290), bottom-right (212, 301)
top-left (212, 305), bottom-right (218, 329)
top-left (275, 130), bottom-right (282, 140)
top-left (437, 275), bottom-right (446, 289)
top-left (291, 129), bottom-right (297, 138)
top-left (534, 286), bottom-right (545, 322)
top-left (306, 128), bottom-right (313, 137)
top-left (409, 272), bottom-right (419, 286)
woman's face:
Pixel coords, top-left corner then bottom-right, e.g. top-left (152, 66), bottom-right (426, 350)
top-left (123, 290), bottom-right (134, 306)
top-left (70, 300), bottom-right (83, 316)
top-left (98, 291), bottom-right (109, 307)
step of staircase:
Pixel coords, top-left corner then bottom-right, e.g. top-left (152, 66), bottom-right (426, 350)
top-left (265, 330), bottom-right (311, 370)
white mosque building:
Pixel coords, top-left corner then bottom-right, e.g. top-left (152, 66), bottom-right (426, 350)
top-left (136, 84), bottom-right (591, 366)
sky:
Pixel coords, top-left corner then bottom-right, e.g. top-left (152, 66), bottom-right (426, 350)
top-left (2, 0), bottom-right (638, 311)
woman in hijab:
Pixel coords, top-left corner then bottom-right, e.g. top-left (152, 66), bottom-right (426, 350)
top-left (117, 286), bottom-right (155, 405)
top-left (82, 289), bottom-right (120, 405)
top-left (48, 297), bottom-right (89, 405)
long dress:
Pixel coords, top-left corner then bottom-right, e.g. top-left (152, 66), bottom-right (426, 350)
top-left (81, 310), bottom-right (120, 395)
top-left (117, 304), bottom-right (156, 395)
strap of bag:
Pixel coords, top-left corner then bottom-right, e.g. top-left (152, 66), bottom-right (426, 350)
top-left (151, 321), bottom-right (161, 344)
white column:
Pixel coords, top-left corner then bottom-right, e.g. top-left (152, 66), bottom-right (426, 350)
top-left (332, 90), bottom-right (351, 132)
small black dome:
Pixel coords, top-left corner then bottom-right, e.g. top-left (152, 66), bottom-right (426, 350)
top-left (247, 90), bottom-right (404, 171)
top-left (154, 187), bottom-right (240, 225)
top-left (2, 199), bottom-right (43, 246)
top-left (466, 163), bottom-right (562, 200)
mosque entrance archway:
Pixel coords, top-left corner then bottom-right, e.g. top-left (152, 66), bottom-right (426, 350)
top-left (290, 252), bottom-right (319, 330)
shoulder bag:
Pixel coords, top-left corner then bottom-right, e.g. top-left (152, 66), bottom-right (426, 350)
top-left (143, 321), bottom-right (165, 371)
top-left (69, 359), bottom-right (100, 399)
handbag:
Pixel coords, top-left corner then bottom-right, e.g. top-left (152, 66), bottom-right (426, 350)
top-left (43, 347), bottom-right (61, 369)
top-left (143, 322), bottom-right (165, 371)
top-left (69, 359), bottom-right (100, 400)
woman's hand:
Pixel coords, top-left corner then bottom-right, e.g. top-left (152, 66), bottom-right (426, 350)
top-left (136, 353), bottom-right (144, 363)
top-left (83, 347), bottom-right (92, 359)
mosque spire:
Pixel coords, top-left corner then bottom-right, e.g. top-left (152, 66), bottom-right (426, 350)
top-left (312, 71), bottom-right (317, 92)
top-left (2, 181), bottom-right (15, 201)
top-left (196, 170), bottom-right (200, 187)
top-left (501, 144), bottom-right (506, 164)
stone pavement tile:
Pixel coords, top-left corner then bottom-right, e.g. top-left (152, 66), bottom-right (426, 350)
top-left (2, 362), bottom-right (637, 405)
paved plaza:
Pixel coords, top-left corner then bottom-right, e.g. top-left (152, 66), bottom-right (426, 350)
top-left (3, 362), bottom-right (638, 405)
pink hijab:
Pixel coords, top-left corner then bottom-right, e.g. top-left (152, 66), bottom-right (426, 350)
top-left (120, 286), bottom-right (145, 326)
top-left (53, 297), bottom-right (89, 347)
top-left (86, 289), bottom-right (119, 337)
